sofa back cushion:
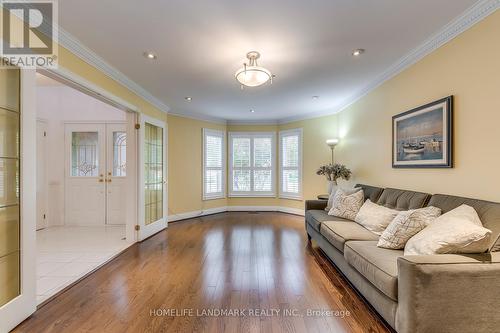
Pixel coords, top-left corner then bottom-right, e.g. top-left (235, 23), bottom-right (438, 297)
top-left (428, 194), bottom-right (500, 251)
top-left (376, 188), bottom-right (431, 211)
top-left (355, 184), bottom-right (384, 203)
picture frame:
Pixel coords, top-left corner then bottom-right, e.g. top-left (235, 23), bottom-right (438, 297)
top-left (392, 96), bottom-right (453, 168)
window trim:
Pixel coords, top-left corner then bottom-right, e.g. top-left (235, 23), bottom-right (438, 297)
top-left (279, 128), bottom-right (303, 200)
top-left (202, 128), bottom-right (226, 200)
top-left (228, 131), bottom-right (276, 197)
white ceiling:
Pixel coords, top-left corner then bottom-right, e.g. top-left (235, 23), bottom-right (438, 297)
top-left (57, 0), bottom-right (479, 123)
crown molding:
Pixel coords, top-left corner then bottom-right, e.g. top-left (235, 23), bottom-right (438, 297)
top-left (57, 28), bottom-right (170, 114)
top-left (227, 119), bottom-right (279, 126)
top-left (167, 111), bottom-right (227, 125)
top-left (7, 2), bottom-right (171, 114)
top-left (335, 0), bottom-right (500, 113)
top-left (28, 0), bottom-right (498, 123)
top-left (278, 0), bottom-right (500, 124)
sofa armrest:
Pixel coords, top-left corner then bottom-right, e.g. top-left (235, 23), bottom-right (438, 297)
top-left (396, 253), bottom-right (500, 333)
top-left (305, 199), bottom-right (327, 211)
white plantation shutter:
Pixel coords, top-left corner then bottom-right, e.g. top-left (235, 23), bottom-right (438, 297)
top-left (279, 129), bottom-right (302, 199)
top-left (203, 129), bottom-right (225, 199)
top-left (229, 132), bottom-right (276, 196)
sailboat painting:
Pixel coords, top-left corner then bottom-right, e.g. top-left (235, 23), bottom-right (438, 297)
top-left (393, 96), bottom-right (453, 168)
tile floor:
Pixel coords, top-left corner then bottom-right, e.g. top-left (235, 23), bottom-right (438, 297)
top-left (36, 225), bottom-right (132, 304)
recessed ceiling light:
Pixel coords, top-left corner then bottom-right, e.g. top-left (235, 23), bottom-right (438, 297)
top-left (184, 96), bottom-right (192, 101)
top-left (143, 51), bottom-right (157, 59)
top-left (352, 49), bottom-right (365, 57)
top-left (250, 109), bottom-right (255, 113)
top-left (312, 95), bottom-right (320, 100)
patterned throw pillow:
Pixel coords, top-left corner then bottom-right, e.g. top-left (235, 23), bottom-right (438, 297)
top-left (354, 199), bottom-right (400, 235)
top-left (377, 206), bottom-right (442, 249)
top-left (328, 188), bottom-right (364, 221)
top-left (325, 186), bottom-right (362, 212)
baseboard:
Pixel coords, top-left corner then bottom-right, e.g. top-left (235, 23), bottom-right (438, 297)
top-left (168, 206), bottom-right (227, 222)
top-left (168, 206), bottom-right (305, 222)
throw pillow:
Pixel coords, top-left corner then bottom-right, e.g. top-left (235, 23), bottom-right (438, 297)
top-left (328, 188), bottom-right (364, 221)
top-left (377, 206), bottom-right (442, 249)
top-left (325, 186), bottom-right (361, 212)
top-left (354, 200), bottom-right (400, 235)
top-left (404, 204), bottom-right (492, 255)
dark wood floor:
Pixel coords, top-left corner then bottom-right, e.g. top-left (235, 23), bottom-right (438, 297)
top-left (14, 212), bottom-right (390, 333)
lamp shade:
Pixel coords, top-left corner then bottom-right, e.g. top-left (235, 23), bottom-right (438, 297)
top-left (235, 66), bottom-right (271, 87)
top-left (326, 138), bottom-right (339, 147)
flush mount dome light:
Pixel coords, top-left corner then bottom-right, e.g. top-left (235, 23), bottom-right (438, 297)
top-left (235, 51), bottom-right (272, 88)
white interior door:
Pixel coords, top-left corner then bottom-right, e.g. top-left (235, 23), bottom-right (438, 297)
top-left (105, 123), bottom-right (127, 225)
top-left (36, 120), bottom-right (48, 230)
top-left (137, 115), bottom-right (167, 241)
top-left (65, 124), bottom-right (106, 226)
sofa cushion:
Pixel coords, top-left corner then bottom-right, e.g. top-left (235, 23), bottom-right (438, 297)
top-left (344, 241), bottom-right (403, 301)
top-left (428, 194), bottom-right (500, 252)
top-left (305, 210), bottom-right (350, 232)
top-left (355, 184), bottom-right (384, 203)
top-left (377, 188), bottom-right (431, 211)
top-left (404, 205), bottom-right (492, 255)
top-left (320, 221), bottom-right (379, 252)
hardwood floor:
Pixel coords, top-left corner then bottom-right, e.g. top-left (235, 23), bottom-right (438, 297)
top-left (15, 212), bottom-right (390, 333)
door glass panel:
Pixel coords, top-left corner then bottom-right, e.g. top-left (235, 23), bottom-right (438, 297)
top-left (71, 132), bottom-right (99, 177)
top-left (0, 68), bottom-right (19, 307)
top-left (0, 108), bottom-right (19, 158)
top-left (112, 131), bottom-right (126, 177)
top-left (144, 123), bottom-right (163, 225)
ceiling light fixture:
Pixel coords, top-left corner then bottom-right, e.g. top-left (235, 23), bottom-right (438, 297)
top-left (250, 109), bottom-right (255, 113)
top-left (235, 51), bottom-right (272, 88)
top-left (352, 49), bottom-right (365, 57)
top-left (312, 95), bottom-right (320, 100)
top-left (143, 51), bottom-right (157, 59)
top-left (184, 96), bottom-right (192, 101)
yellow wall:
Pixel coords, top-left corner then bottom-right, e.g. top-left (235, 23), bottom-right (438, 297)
top-left (336, 10), bottom-right (500, 202)
top-left (167, 115), bottom-right (227, 215)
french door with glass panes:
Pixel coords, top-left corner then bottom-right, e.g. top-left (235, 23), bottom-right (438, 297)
top-left (65, 123), bottom-right (127, 225)
top-left (137, 114), bottom-right (167, 241)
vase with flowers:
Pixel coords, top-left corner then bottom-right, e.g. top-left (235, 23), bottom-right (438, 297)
top-left (316, 163), bottom-right (352, 194)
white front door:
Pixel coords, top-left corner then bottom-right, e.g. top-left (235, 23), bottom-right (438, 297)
top-left (65, 123), bottom-right (127, 226)
top-left (36, 120), bottom-right (48, 230)
top-left (137, 115), bottom-right (167, 240)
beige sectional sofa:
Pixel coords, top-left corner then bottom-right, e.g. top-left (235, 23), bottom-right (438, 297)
top-left (305, 184), bottom-right (500, 333)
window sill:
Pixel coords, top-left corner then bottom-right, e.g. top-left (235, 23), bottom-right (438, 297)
top-left (229, 193), bottom-right (276, 198)
top-left (279, 195), bottom-right (303, 201)
top-left (203, 195), bottom-right (226, 201)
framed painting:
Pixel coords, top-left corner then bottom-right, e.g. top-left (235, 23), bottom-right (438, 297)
top-left (392, 96), bottom-right (453, 168)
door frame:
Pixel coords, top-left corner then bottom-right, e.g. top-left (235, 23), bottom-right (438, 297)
top-left (137, 114), bottom-right (168, 241)
top-left (36, 118), bottom-right (48, 230)
top-left (38, 67), bottom-right (140, 244)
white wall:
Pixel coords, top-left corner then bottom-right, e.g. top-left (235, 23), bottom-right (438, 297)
top-left (36, 85), bottom-right (126, 227)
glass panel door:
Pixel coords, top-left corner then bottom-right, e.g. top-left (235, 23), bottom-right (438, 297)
top-left (144, 122), bottom-right (163, 225)
top-left (0, 68), bottom-right (36, 333)
top-left (0, 70), bottom-right (20, 308)
top-left (137, 115), bottom-right (167, 241)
